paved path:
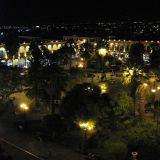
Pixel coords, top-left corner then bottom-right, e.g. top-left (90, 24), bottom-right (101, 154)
top-left (0, 111), bottom-right (84, 160)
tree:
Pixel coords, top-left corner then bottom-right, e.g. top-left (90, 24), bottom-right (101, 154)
top-left (149, 43), bottom-right (160, 69)
top-left (124, 118), bottom-right (160, 160)
top-left (53, 41), bottom-right (76, 67)
top-left (103, 139), bottom-right (128, 160)
top-left (136, 83), bottom-right (151, 116)
top-left (42, 64), bottom-right (68, 113)
top-left (60, 83), bottom-right (101, 126)
top-left (3, 34), bottom-right (19, 58)
top-left (128, 43), bottom-right (145, 67)
top-left (87, 53), bottom-right (102, 71)
top-left (121, 66), bottom-right (147, 116)
top-left (36, 45), bottom-right (69, 112)
top-left (67, 67), bottom-right (88, 90)
top-left (0, 64), bottom-right (23, 102)
top-left (98, 85), bottom-right (133, 131)
top-left (26, 41), bottom-right (44, 109)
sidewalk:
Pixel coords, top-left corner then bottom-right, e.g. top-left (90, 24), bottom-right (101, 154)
top-left (0, 110), bottom-right (85, 160)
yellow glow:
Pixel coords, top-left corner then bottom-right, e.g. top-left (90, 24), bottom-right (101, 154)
top-left (124, 72), bottom-right (129, 75)
top-left (98, 48), bottom-right (107, 57)
top-left (149, 76), bottom-right (158, 83)
top-left (143, 83), bottom-right (148, 86)
top-left (20, 103), bottom-right (29, 111)
top-left (19, 46), bottom-right (25, 54)
top-left (122, 67), bottom-right (145, 85)
top-left (78, 120), bottom-right (95, 131)
top-left (53, 44), bottom-right (58, 50)
top-left (24, 65), bottom-right (28, 69)
top-left (78, 62), bottom-right (84, 68)
top-left (48, 45), bottom-right (52, 50)
top-left (110, 43), bottom-right (114, 46)
top-left (26, 46), bottom-right (30, 52)
top-left (157, 86), bottom-right (160, 90)
top-left (118, 57), bottom-right (122, 61)
top-left (79, 122), bottom-right (88, 128)
top-left (5, 54), bottom-right (8, 59)
top-left (129, 69), bottom-right (133, 76)
top-left (83, 39), bottom-right (86, 43)
top-left (58, 44), bottom-right (61, 49)
top-left (0, 47), bottom-right (5, 52)
top-left (151, 89), bottom-right (156, 93)
top-left (94, 43), bottom-right (97, 46)
top-left (99, 83), bottom-right (107, 94)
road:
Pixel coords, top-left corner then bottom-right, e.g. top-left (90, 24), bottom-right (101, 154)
top-left (0, 109), bottom-right (84, 160)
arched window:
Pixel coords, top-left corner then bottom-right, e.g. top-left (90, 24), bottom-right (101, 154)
top-left (0, 47), bottom-right (6, 58)
top-left (53, 44), bottom-right (58, 50)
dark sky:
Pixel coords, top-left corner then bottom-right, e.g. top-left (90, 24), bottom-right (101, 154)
top-left (1, 0), bottom-right (160, 24)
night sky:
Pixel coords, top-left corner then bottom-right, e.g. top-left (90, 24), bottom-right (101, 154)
top-left (1, 0), bottom-right (160, 24)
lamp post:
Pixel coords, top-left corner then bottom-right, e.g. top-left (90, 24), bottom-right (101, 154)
top-left (98, 48), bottom-right (107, 82)
top-left (78, 121), bottom-right (95, 154)
top-left (156, 86), bottom-right (160, 134)
top-left (151, 88), bottom-right (156, 120)
top-left (131, 152), bottom-right (138, 160)
top-left (19, 103), bottom-right (29, 118)
top-left (99, 82), bottom-right (107, 94)
top-left (98, 48), bottom-right (107, 71)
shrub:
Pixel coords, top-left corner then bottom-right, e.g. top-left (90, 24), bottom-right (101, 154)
top-left (103, 139), bottom-right (128, 160)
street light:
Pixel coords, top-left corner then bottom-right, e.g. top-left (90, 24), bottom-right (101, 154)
top-left (78, 62), bottom-right (84, 68)
top-left (98, 48), bottom-right (107, 57)
top-left (143, 83), bottom-right (148, 87)
top-left (99, 82), bottom-right (108, 94)
top-left (98, 48), bottom-right (107, 82)
top-left (131, 152), bottom-right (138, 160)
top-left (78, 120), bottom-right (95, 153)
top-left (20, 103), bottom-right (29, 113)
top-left (151, 88), bottom-right (157, 120)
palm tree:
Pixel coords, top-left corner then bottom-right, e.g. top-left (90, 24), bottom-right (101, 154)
top-left (121, 65), bottom-right (147, 116)
top-left (136, 83), bottom-right (151, 116)
top-left (136, 71), bottom-right (159, 117)
top-left (3, 34), bottom-right (19, 59)
top-left (42, 65), bottom-right (68, 113)
top-left (26, 41), bottom-right (44, 109)
top-left (53, 41), bottom-right (76, 68)
top-left (79, 42), bottom-right (94, 67)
